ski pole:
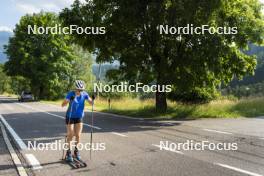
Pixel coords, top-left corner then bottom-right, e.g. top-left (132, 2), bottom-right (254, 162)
top-left (90, 95), bottom-right (95, 160)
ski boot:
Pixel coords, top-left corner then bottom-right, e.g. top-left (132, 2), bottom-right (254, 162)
top-left (65, 150), bottom-right (73, 162)
top-left (74, 147), bottom-right (81, 160)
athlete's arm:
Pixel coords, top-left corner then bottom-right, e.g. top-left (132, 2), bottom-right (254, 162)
top-left (63, 91), bottom-right (74, 107)
top-left (87, 97), bottom-right (93, 105)
top-left (85, 92), bottom-right (94, 105)
top-left (62, 99), bottom-right (69, 107)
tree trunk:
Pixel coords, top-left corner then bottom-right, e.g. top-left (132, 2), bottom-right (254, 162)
top-left (155, 69), bottom-right (167, 113)
top-left (154, 56), bottom-right (167, 113)
top-left (156, 90), bottom-right (167, 113)
top-left (38, 86), bottom-right (44, 100)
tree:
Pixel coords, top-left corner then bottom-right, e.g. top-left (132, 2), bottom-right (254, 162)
top-left (0, 64), bottom-right (10, 93)
top-left (4, 12), bottom-right (93, 99)
top-left (228, 44), bottom-right (264, 87)
top-left (9, 76), bottom-right (31, 95)
top-left (0, 64), bottom-right (31, 95)
top-left (60, 0), bottom-right (264, 112)
top-left (70, 44), bottom-right (94, 91)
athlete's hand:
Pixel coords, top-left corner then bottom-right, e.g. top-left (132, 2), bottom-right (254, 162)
top-left (88, 97), bottom-right (93, 105)
top-left (61, 99), bottom-right (69, 107)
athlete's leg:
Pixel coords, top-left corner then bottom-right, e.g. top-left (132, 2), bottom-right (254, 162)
top-left (74, 122), bottom-right (83, 146)
top-left (74, 122), bottom-right (83, 159)
top-left (66, 123), bottom-right (74, 149)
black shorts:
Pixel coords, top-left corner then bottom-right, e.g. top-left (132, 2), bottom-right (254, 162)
top-left (65, 118), bottom-right (83, 124)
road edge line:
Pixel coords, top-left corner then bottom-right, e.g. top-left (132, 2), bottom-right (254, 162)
top-left (0, 121), bottom-right (28, 176)
top-left (25, 154), bottom-right (42, 170)
top-left (0, 114), bottom-right (27, 150)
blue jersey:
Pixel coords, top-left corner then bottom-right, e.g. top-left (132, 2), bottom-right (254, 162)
top-left (66, 91), bottom-right (89, 119)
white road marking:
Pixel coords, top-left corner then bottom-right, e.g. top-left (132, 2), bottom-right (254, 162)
top-left (25, 154), bottom-right (42, 170)
top-left (36, 102), bottom-right (145, 120)
top-left (160, 122), bottom-right (174, 126)
top-left (89, 110), bottom-right (146, 120)
top-left (152, 144), bottom-right (184, 155)
top-left (82, 123), bottom-right (101, 130)
top-left (37, 102), bottom-right (147, 120)
top-left (22, 137), bottom-right (62, 141)
top-left (5, 100), bottom-right (136, 138)
top-left (0, 114), bottom-right (27, 150)
top-left (111, 132), bottom-right (128, 137)
top-left (0, 122), bottom-right (28, 176)
top-left (3, 99), bottom-right (134, 139)
top-left (16, 103), bottom-right (102, 130)
top-left (203, 129), bottom-right (233, 135)
top-left (215, 163), bottom-right (263, 176)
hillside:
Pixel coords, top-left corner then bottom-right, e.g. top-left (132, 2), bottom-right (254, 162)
top-left (0, 31), bottom-right (12, 63)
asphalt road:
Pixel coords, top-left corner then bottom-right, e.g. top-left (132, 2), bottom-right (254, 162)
top-left (0, 95), bottom-right (264, 176)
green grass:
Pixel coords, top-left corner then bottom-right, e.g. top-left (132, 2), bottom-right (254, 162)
top-left (41, 97), bottom-right (264, 119)
top-left (1, 92), bottom-right (18, 98)
top-left (41, 99), bottom-right (63, 106)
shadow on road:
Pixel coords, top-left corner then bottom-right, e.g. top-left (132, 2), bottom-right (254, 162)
top-left (0, 97), bottom-right (185, 148)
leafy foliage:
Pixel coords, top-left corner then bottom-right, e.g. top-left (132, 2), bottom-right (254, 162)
top-left (60, 0), bottom-right (264, 111)
top-left (0, 64), bottom-right (30, 94)
top-left (0, 64), bottom-right (11, 93)
top-left (70, 44), bottom-right (94, 91)
top-left (4, 12), bottom-right (93, 99)
top-left (229, 44), bottom-right (264, 87)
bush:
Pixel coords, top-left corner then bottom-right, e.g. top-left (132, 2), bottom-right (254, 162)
top-left (223, 81), bottom-right (264, 98)
top-left (168, 87), bottom-right (219, 103)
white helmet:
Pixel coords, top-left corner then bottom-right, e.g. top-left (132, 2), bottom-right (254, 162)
top-left (75, 80), bottom-right (85, 90)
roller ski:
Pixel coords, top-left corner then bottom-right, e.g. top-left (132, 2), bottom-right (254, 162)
top-left (73, 148), bottom-right (87, 167)
top-left (64, 149), bottom-right (87, 169)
